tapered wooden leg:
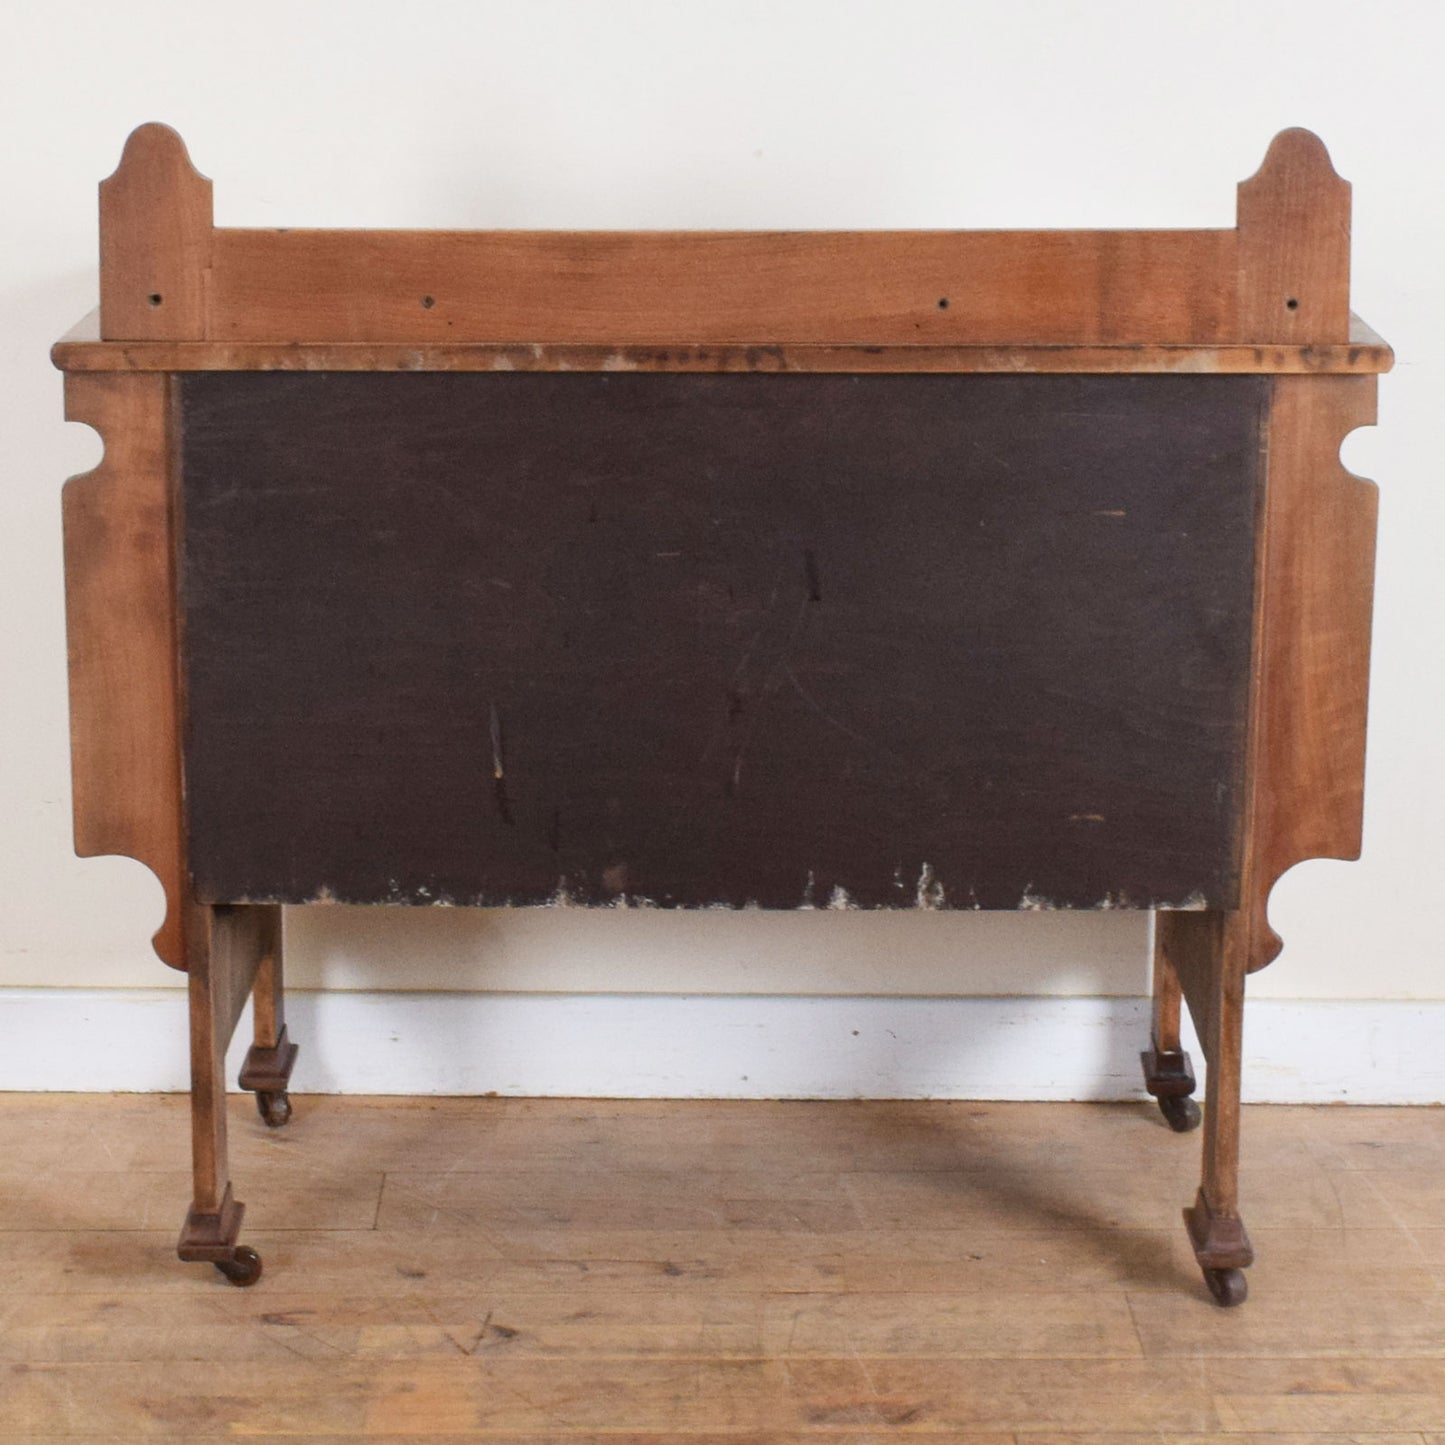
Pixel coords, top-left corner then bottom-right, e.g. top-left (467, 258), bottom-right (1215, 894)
top-left (1141, 916), bottom-right (1201, 1132)
top-left (1156, 907), bottom-right (1255, 1306)
top-left (177, 904), bottom-right (276, 1286)
top-left (238, 909), bottom-right (298, 1129)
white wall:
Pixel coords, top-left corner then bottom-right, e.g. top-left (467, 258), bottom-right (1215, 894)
top-left (1, 1), bottom-right (1440, 1095)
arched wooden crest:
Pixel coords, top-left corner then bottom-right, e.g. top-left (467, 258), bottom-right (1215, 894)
top-left (1236, 128), bottom-right (1352, 344)
top-left (99, 123), bottom-right (212, 341)
top-left (95, 124), bottom-right (1356, 349)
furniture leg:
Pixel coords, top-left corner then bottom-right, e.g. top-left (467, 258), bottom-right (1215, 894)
top-left (1155, 908), bottom-right (1255, 1306)
top-left (1141, 915), bottom-right (1201, 1132)
top-left (176, 904), bottom-right (275, 1286)
top-left (237, 908), bottom-right (298, 1128)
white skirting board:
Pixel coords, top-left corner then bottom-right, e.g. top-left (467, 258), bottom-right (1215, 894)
top-left (3, 988), bottom-right (1442, 1103)
top-left (0, 988), bottom-right (1439, 1098)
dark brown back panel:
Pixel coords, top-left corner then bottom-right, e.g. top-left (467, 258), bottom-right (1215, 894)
top-left (179, 372), bottom-right (1263, 911)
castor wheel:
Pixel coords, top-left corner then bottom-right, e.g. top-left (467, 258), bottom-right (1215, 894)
top-left (256, 1091), bottom-right (292, 1128)
top-left (1203, 1266), bottom-right (1247, 1307)
top-left (1158, 1094), bottom-right (1202, 1133)
top-left (215, 1246), bottom-right (263, 1287)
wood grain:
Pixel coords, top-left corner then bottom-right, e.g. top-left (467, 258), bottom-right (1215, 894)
top-left (1150, 369), bottom-right (1380, 1277)
top-left (83, 125), bottom-right (1377, 353)
top-left (1237, 128), bottom-right (1352, 344)
top-left (98, 122), bottom-right (212, 341)
top-left (51, 307), bottom-right (1397, 375)
top-left (61, 372), bottom-right (187, 968)
top-left (1248, 374), bottom-right (1380, 969)
top-left (180, 903), bottom-right (280, 1253)
top-left (202, 225), bottom-right (1239, 346)
top-left (4, 1095), bottom-right (1445, 1436)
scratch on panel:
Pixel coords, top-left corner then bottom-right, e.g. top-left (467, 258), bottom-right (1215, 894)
top-left (719, 594), bottom-right (815, 789)
top-left (489, 703), bottom-right (514, 826)
top-left (783, 665), bottom-right (871, 748)
top-left (803, 549), bottom-right (822, 603)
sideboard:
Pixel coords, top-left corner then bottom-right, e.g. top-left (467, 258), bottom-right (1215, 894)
top-left (52, 125), bottom-right (1390, 1303)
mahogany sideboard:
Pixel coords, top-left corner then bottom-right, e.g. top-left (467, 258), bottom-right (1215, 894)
top-left (53, 125), bottom-right (1391, 1304)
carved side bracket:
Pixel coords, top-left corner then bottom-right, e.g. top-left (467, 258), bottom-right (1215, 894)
top-left (62, 372), bottom-right (187, 969)
top-left (1247, 374), bottom-right (1379, 971)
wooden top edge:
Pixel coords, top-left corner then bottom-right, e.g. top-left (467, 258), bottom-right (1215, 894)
top-left (1348, 311), bottom-right (1393, 356)
top-left (51, 310), bottom-right (1394, 375)
top-left (95, 126), bottom-right (1367, 348)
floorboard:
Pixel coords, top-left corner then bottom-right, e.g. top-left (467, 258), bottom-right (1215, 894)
top-left (0, 1094), bottom-right (1442, 1437)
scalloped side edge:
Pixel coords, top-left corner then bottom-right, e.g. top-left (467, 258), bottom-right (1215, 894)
top-left (1247, 373), bottom-right (1379, 973)
top-left (61, 371), bottom-right (187, 970)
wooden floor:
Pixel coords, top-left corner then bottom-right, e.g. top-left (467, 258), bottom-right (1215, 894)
top-left (2, 1095), bottom-right (1444, 1440)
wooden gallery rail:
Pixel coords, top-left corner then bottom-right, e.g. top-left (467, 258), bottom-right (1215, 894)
top-left (53, 125), bottom-right (1391, 1304)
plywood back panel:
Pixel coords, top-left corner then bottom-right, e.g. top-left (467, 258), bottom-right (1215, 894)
top-left (179, 372), bottom-right (1264, 913)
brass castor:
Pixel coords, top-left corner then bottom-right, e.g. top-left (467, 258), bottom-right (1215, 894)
top-left (215, 1245), bottom-right (263, 1287)
top-left (1203, 1266), bottom-right (1247, 1307)
top-left (1158, 1094), bottom-right (1202, 1133)
top-left (256, 1091), bottom-right (292, 1128)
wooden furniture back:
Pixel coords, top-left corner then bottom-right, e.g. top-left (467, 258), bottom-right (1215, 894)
top-left (55, 123), bottom-right (1388, 981)
top-left (51, 124), bottom-right (1391, 1302)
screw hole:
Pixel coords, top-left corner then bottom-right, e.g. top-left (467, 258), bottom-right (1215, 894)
top-left (147, 294), bottom-right (163, 307)
top-left (422, 295), bottom-right (435, 309)
top-left (937, 297), bottom-right (950, 309)
top-left (1285, 297), bottom-right (1299, 311)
